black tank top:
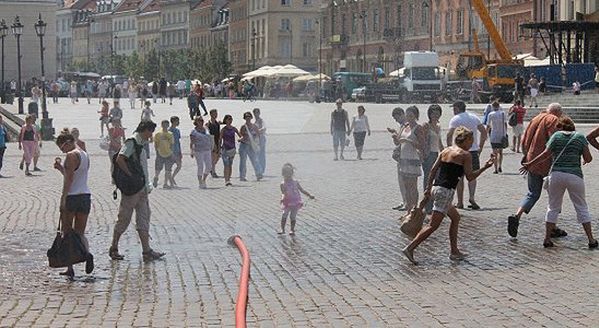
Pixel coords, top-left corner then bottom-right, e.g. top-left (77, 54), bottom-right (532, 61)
top-left (433, 162), bottom-right (464, 189)
top-left (23, 128), bottom-right (35, 141)
top-left (207, 120), bottom-right (220, 140)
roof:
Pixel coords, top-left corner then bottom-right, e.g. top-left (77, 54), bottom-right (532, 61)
top-left (139, 0), bottom-right (160, 13)
top-left (113, 0), bottom-right (143, 13)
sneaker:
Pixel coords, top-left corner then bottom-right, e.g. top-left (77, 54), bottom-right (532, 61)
top-left (507, 215), bottom-right (519, 238)
top-left (225, 181), bottom-right (232, 186)
top-left (142, 249), bottom-right (165, 262)
top-left (211, 172), bottom-right (219, 178)
top-left (85, 253), bottom-right (94, 274)
top-left (449, 252), bottom-right (468, 261)
top-left (392, 204), bottom-right (405, 211)
top-left (589, 240), bottom-right (598, 249)
top-left (240, 177), bottom-right (247, 182)
top-left (551, 227), bottom-right (568, 238)
top-left (288, 230), bottom-right (295, 235)
top-left (33, 167), bottom-right (42, 172)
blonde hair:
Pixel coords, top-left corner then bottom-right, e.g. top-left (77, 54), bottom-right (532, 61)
top-left (454, 126), bottom-right (473, 145)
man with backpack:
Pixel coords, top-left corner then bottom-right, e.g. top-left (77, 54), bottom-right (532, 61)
top-left (109, 120), bottom-right (165, 262)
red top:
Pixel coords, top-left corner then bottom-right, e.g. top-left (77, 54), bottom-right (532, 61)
top-left (510, 105), bottom-right (526, 124)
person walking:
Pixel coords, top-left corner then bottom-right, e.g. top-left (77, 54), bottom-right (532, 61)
top-left (51, 80), bottom-right (60, 104)
top-left (18, 115), bottom-right (39, 176)
top-left (238, 112), bottom-right (263, 181)
top-left (278, 163), bottom-right (315, 235)
top-left (177, 79), bottom-right (185, 99)
top-left (195, 84), bottom-right (208, 116)
top-left (207, 109), bottom-right (223, 178)
top-left (140, 101), bottom-right (154, 122)
top-left (109, 100), bottom-right (123, 123)
top-left (521, 116), bottom-right (597, 249)
top-left (349, 105), bottom-right (371, 160)
top-left (53, 131), bottom-right (94, 278)
top-left (528, 74), bottom-right (539, 108)
top-left (446, 101), bottom-right (488, 210)
top-left (153, 120), bottom-right (175, 189)
top-left (110, 120), bottom-right (165, 261)
top-left (486, 101), bottom-right (508, 173)
top-left (0, 115), bottom-right (8, 178)
top-left (98, 100), bottom-right (110, 137)
top-left (169, 116), bottom-right (182, 186)
top-left (84, 80), bottom-right (94, 104)
top-left (128, 82), bottom-right (137, 109)
top-left (151, 80), bottom-right (159, 103)
top-left (421, 104), bottom-right (444, 213)
top-left (388, 107), bottom-right (407, 210)
top-left (113, 84), bottom-right (121, 101)
top-left (187, 91), bottom-right (199, 120)
top-left (167, 82), bottom-right (176, 105)
top-left (330, 99), bottom-right (350, 161)
top-left (190, 116), bottom-right (213, 189)
top-left (253, 108), bottom-right (267, 175)
top-left (159, 78), bottom-right (167, 103)
top-left (509, 100), bottom-right (527, 153)
top-left (470, 78), bottom-right (481, 103)
top-left (394, 106), bottom-right (425, 213)
top-left (220, 114), bottom-right (241, 186)
top-left (98, 80), bottom-right (108, 104)
top-left (507, 103), bottom-right (568, 238)
top-left (402, 127), bottom-right (495, 265)
top-left (69, 81), bottom-right (78, 104)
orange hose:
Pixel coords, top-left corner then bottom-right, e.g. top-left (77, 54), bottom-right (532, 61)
top-left (229, 235), bottom-right (250, 328)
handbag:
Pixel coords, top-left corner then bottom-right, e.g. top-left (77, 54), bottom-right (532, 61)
top-left (244, 124), bottom-right (261, 153)
top-left (400, 196), bottom-right (430, 238)
top-left (543, 133), bottom-right (577, 190)
top-left (99, 136), bottom-right (110, 151)
top-left (47, 212), bottom-right (88, 268)
top-left (391, 125), bottom-right (405, 162)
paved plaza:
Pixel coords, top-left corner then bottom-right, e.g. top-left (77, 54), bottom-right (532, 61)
top-left (1, 98), bottom-right (599, 326)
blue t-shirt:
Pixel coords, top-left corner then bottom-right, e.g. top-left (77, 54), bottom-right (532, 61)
top-left (169, 127), bottom-right (181, 155)
top-left (0, 125), bottom-right (7, 148)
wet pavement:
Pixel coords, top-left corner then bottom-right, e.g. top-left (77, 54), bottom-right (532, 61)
top-left (1, 99), bottom-right (599, 326)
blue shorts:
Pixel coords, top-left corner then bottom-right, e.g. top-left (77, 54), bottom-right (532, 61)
top-left (221, 148), bottom-right (236, 166)
top-left (66, 194), bottom-right (91, 214)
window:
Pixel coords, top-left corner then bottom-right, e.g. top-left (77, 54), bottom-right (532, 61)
top-left (456, 10), bottom-right (463, 35)
top-left (303, 0), bottom-right (311, 4)
top-left (384, 8), bottom-right (389, 30)
top-left (373, 9), bottom-right (379, 32)
top-left (281, 0), bottom-right (290, 5)
top-left (280, 38), bottom-right (290, 57)
top-left (407, 3), bottom-right (414, 31)
top-left (421, 3), bottom-right (428, 28)
top-left (445, 11), bottom-right (452, 35)
top-left (352, 13), bottom-right (357, 33)
top-left (302, 42), bottom-right (310, 57)
top-left (341, 14), bottom-right (346, 34)
top-left (434, 12), bottom-right (440, 36)
top-left (302, 18), bottom-right (313, 31)
top-left (281, 18), bottom-right (290, 31)
top-left (396, 4), bottom-right (402, 33)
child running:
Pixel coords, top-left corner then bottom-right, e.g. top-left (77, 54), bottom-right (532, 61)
top-left (402, 127), bottom-right (494, 265)
top-left (141, 101), bottom-right (155, 122)
top-left (279, 163), bottom-right (315, 235)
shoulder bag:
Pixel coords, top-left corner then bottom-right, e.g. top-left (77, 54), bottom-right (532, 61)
top-left (47, 212), bottom-right (88, 268)
top-left (392, 125), bottom-right (406, 162)
top-left (543, 133), bottom-right (577, 190)
top-left (501, 112), bottom-right (510, 149)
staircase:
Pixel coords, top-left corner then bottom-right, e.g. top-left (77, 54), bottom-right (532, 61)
top-left (530, 92), bottom-right (599, 123)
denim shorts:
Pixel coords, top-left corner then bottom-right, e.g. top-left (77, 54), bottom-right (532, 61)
top-left (66, 194), bottom-right (91, 214)
top-left (221, 148), bottom-right (236, 166)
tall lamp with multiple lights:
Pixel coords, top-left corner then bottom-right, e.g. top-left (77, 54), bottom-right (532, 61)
top-left (11, 16), bottom-right (23, 114)
top-left (0, 20), bottom-right (8, 102)
top-left (35, 13), bottom-right (54, 140)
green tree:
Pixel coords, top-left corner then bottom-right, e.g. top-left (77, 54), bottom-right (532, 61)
top-left (125, 51), bottom-right (143, 79)
top-left (144, 49), bottom-right (160, 81)
top-left (207, 41), bottom-right (232, 82)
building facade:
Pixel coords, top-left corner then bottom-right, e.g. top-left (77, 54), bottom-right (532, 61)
top-left (89, 0), bottom-right (116, 62)
top-left (112, 0), bottom-right (139, 56)
top-left (137, 0), bottom-right (161, 58)
top-left (228, 0), bottom-right (248, 73)
top-left (160, 0), bottom-right (194, 50)
top-left (0, 0), bottom-right (57, 81)
top-left (71, 9), bottom-right (95, 66)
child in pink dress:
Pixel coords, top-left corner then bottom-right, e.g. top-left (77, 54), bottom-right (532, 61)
top-left (279, 163), bottom-right (315, 235)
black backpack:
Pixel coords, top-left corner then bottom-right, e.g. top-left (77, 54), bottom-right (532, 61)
top-left (112, 138), bottom-right (146, 196)
top-left (508, 111), bottom-right (518, 127)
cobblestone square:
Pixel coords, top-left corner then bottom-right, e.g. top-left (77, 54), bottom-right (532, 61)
top-left (1, 99), bottom-right (599, 327)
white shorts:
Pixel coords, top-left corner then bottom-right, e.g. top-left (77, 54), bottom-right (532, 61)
top-left (432, 186), bottom-right (455, 215)
top-left (512, 124), bottom-right (524, 136)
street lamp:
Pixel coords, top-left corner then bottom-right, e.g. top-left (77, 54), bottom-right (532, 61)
top-left (359, 11), bottom-right (367, 73)
top-left (251, 27), bottom-right (256, 70)
top-left (423, 1), bottom-right (433, 51)
top-left (35, 13), bottom-right (53, 140)
top-left (11, 16), bottom-right (24, 114)
top-left (315, 19), bottom-right (322, 100)
top-left (111, 35), bottom-right (118, 75)
top-left (0, 19), bottom-right (8, 102)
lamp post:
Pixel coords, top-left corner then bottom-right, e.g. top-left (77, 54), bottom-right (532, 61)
top-left (111, 35), bottom-right (118, 75)
top-left (11, 16), bottom-right (24, 114)
top-left (251, 27), bottom-right (256, 70)
top-left (423, 1), bottom-right (433, 51)
top-left (87, 16), bottom-right (95, 71)
top-left (1, 20), bottom-right (8, 102)
top-left (35, 14), bottom-right (53, 140)
top-left (316, 19), bottom-right (322, 100)
top-left (359, 11), bottom-right (367, 73)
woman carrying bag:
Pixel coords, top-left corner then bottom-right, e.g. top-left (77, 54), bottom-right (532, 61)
top-left (521, 116), bottom-right (598, 249)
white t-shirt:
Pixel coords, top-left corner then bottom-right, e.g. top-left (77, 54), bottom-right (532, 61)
top-left (448, 111), bottom-right (482, 152)
top-left (352, 115), bottom-right (369, 133)
top-left (486, 110), bottom-right (507, 143)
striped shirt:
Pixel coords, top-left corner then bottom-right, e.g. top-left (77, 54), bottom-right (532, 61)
top-left (546, 131), bottom-right (588, 178)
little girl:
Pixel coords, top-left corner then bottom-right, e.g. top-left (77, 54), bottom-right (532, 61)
top-left (140, 101), bottom-right (155, 122)
top-left (279, 163), bottom-right (315, 235)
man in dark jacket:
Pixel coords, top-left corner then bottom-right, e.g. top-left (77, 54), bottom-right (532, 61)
top-left (159, 78), bottom-right (167, 103)
top-left (151, 80), bottom-right (159, 103)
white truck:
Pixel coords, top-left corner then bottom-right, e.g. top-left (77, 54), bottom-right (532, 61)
top-left (401, 51), bottom-right (443, 102)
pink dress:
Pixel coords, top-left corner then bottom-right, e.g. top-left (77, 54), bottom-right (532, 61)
top-left (281, 180), bottom-right (303, 211)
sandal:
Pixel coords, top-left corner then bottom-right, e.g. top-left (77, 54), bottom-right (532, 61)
top-left (142, 249), bottom-right (165, 262)
top-left (468, 201), bottom-right (481, 210)
top-left (109, 247), bottom-right (125, 260)
top-left (507, 215), bottom-right (519, 238)
top-left (543, 240), bottom-right (555, 248)
top-left (589, 240), bottom-right (598, 249)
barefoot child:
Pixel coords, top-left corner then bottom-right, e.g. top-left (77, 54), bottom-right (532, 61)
top-left (402, 127), bottom-right (494, 265)
top-left (279, 163), bottom-right (315, 235)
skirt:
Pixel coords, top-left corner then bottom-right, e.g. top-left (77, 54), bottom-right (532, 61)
top-left (353, 132), bottom-right (367, 148)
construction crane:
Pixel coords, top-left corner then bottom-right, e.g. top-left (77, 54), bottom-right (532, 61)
top-left (455, 0), bottom-right (523, 101)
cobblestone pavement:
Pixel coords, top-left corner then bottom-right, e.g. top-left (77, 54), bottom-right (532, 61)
top-left (1, 99), bottom-right (599, 326)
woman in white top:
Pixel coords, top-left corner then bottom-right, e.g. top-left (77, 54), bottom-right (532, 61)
top-left (486, 101), bottom-right (507, 173)
top-left (394, 106), bottom-right (425, 212)
top-left (190, 116), bottom-right (214, 189)
top-left (349, 105), bottom-right (371, 160)
top-left (53, 130), bottom-right (94, 278)
top-left (421, 105), bottom-right (444, 213)
top-left (128, 83), bottom-right (137, 109)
